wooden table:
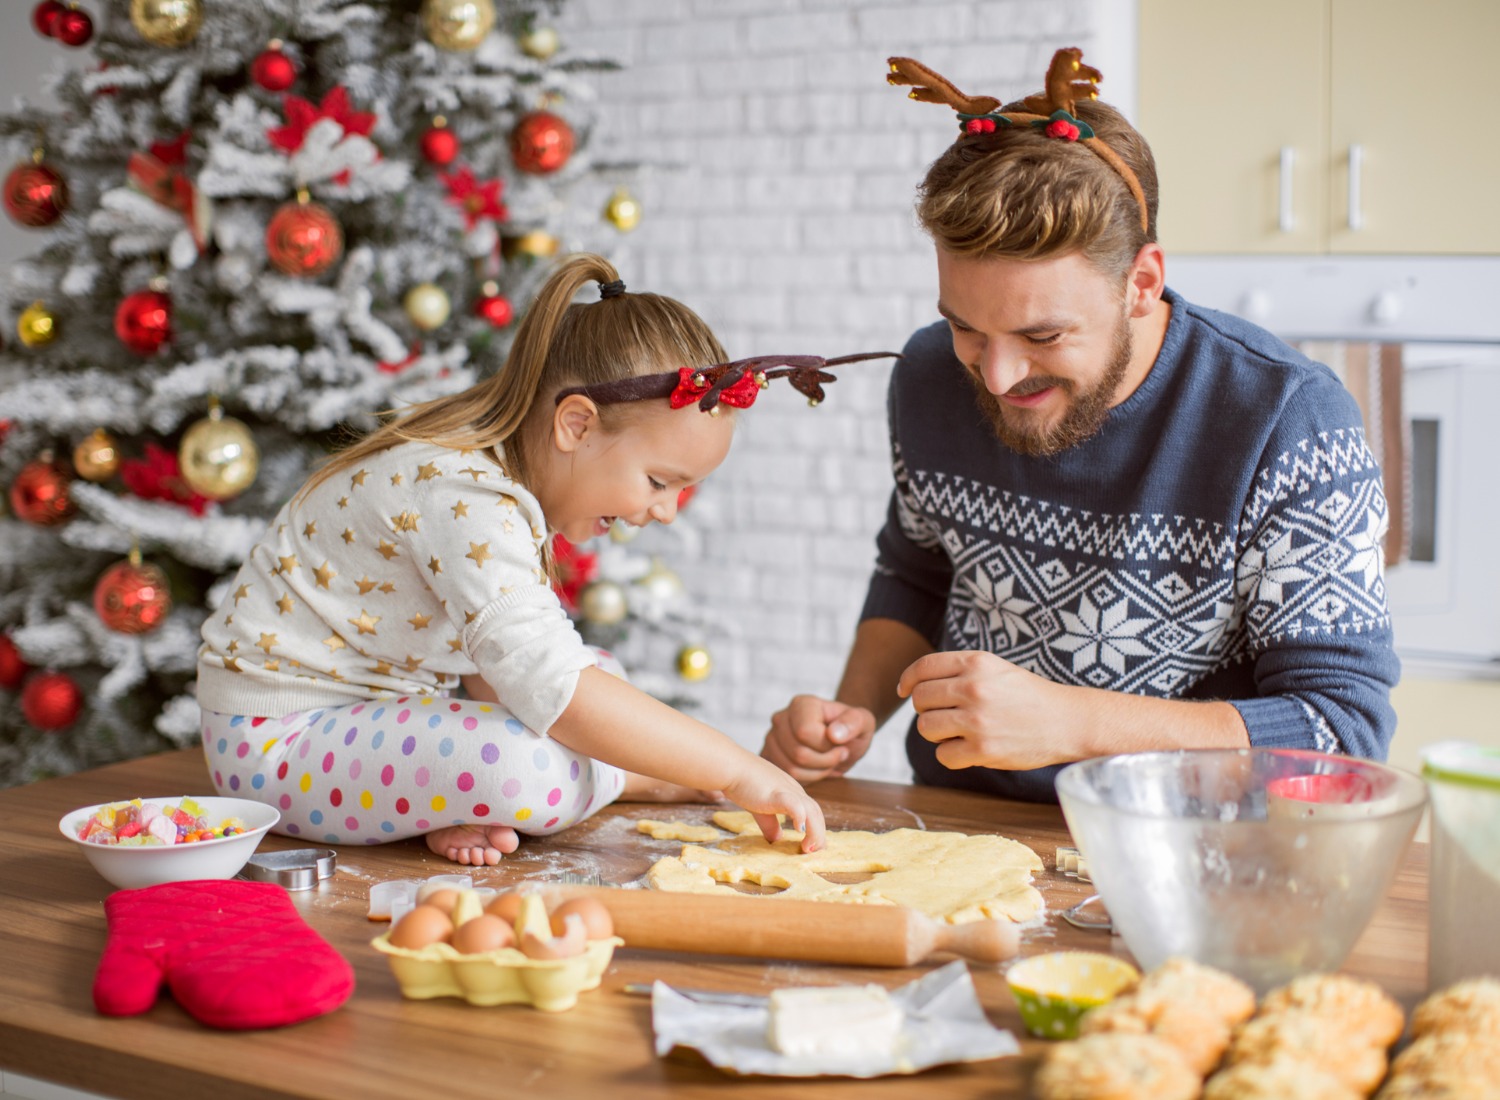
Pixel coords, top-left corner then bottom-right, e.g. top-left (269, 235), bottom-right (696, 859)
top-left (0, 748), bottom-right (1430, 1100)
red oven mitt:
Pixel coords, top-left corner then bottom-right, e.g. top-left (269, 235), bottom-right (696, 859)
top-left (93, 879), bottom-right (354, 1029)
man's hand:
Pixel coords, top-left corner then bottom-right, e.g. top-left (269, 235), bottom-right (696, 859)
top-left (721, 758), bottom-right (828, 852)
top-left (898, 650), bottom-right (1075, 771)
top-left (760, 694), bottom-right (877, 782)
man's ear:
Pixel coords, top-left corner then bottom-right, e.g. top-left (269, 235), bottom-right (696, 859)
top-left (1126, 242), bottom-right (1166, 318)
top-left (551, 394), bottom-right (600, 454)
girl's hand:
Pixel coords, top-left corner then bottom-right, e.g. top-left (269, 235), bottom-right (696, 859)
top-left (723, 759), bottom-right (827, 853)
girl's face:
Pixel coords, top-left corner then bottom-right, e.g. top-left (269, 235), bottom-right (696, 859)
top-left (534, 396), bottom-right (735, 545)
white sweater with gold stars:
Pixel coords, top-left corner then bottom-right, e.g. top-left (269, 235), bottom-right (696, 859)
top-left (197, 441), bottom-right (595, 735)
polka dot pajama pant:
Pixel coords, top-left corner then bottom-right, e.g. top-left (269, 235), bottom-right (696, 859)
top-left (201, 695), bottom-right (626, 846)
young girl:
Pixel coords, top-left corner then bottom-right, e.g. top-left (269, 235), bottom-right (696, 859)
top-left (198, 253), bottom-right (862, 865)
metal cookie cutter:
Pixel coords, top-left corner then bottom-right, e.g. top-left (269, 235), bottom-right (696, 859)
top-left (238, 848), bottom-right (337, 891)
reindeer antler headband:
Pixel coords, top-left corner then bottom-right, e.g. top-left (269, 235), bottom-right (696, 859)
top-left (887, 48), bottom-right (1149, 234)
top-left (554, 352), bottom-right (899, 416)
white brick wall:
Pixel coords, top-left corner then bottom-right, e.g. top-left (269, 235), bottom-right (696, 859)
top-left (558, 0), bottom-right (1105, 782)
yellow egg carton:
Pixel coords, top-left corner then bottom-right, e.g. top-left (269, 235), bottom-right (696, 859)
top-left (371, 890), bottom-right (622, 1012)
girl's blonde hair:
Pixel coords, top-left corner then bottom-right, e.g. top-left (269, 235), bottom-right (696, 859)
top-left (301, 253), bottom-right (726, 499)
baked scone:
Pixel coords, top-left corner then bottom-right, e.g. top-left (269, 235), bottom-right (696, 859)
top-left (1227, 1009), bottom-right (1388, 1095)
top-left (1081, 994), bottom-right (1232, 1076)
top-left (1202, 1059), bottom-right (1361, 1100)
top-left (1389, 1029), bottom-right (1500, 1082)
top-left (1135, 957), bottom-right (1257, 1027)
top-left (1259, 973), bottom-right (1405, 1048)
top-left (1033, 1033), bottom-right (1201, 1100)
top-left (1410, 977), bottom-right (1500, 1041)
top-left (1375, 1070), bottom-right (1500, 1099)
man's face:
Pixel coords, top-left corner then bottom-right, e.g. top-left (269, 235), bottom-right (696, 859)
top-left (935, 249), bottom-right (1138, 456)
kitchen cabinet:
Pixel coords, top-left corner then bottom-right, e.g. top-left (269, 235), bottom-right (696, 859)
top-left (1138, 0), bottom-right (1500, 255)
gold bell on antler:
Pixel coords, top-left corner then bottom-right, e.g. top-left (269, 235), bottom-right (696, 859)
top-left (753, 371), bottom-right (769, 389)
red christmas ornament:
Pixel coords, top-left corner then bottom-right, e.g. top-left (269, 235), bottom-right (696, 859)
top-left (475, 291), bottom-right (514, 328)
top-left (551, 535), bottom-right (598, 612)
top-left (420, 122), bottom-right (460, 166)
top-left (119, 442), bottom-right (210, 515)
top-left (266, 198), bottom-right (344, 277)
top-left (114, 288), bottom-right (172, 355)
top-left (21, 670), bottom-right (82, 731)
top-left (4, 162), bottom-right (68, 227)
top-left (510, 111), bottom-right (575, 175)
top-left (677, 484), bottom-right (698, 512)
top-left (54, 6), bottom-right (92, 46)
top-left (9, 459), bottom-right (75, 526)
top-left (94, 557), bottom-right (172, 634)
top-left (250, 45), bottom-right (298, 92)
top-left (32, 0), bottom-right (65, 36)
top-left (0, 635), bottom-right (28, 690)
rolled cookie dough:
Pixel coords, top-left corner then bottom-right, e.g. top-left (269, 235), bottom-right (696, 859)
top-left (647, 810), bottom-right (1044, 924)
top-left (635, 819), bottom-right (726, 843)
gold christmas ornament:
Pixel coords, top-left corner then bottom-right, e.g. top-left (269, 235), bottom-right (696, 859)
top-left (518, 25), bottom-right (560, 60)
top-left (636, 557), bottom-right (684, 601)
top-left (130, 0), bottom-right (204, 47)
top-left (608, 520), bottom-right (639, 544)
top-left (676, 644), bottom-right (713, 683)
top-left (603, 187), bottom-right (642, 232)
top-left (179, 399), bottom-right (260, 501)
top-left (502, 230), bottom-right (560, 261)
top-left (578, 580), bottom-right (628, 626)
top-left (403, 283), bottom-right (452, 331)
top-left (17, 301), bottom-right (57, 348)
top-left (73, 429), bottom-right (121, 482)
top-left (421, 0), bottom-right (495, 52)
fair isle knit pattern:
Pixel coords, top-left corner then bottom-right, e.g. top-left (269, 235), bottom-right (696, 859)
top-left (863, 291), bottom-right (1398, 801)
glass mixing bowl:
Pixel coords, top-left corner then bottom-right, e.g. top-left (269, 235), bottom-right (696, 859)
top-left (1055, 749), bottom-right (1427, 994)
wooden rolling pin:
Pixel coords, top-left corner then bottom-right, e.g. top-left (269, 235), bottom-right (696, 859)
top-left (544, 884), bottom-right (1020, 967)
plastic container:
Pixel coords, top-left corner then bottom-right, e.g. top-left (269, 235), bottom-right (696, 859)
top-left (1005, 951), bottom-right (1140, 1039)
top-left (1422, 741), bottom-right (1500, 989)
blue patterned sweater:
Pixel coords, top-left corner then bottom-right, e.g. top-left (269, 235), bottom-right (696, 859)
top-left (861, 288), bottom-right (1399, 802)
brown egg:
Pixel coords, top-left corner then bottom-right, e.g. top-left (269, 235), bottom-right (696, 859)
top-left (388, 904), bottom-right (454, 950)
top-left (549, 897), bottom-right (614, 941)
top-left (520, 913), bottom-right (588, 960)
top-left (418, 887), bottom-right (461, 914)
top-left (485, 891), bottom-right (526, 925)
top-left (450, 914), bottom-right (516, 955)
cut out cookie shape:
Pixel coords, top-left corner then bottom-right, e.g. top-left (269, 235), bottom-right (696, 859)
top-left (647, 811), bottom-right (1044, 924)
top-left (635, 819), bottom-right (726, 843)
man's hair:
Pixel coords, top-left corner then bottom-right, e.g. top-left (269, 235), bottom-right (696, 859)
top-left (916, 99), bottom-right (1160, 279)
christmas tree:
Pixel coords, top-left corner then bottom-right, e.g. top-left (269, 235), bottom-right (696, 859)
top-left (0, 0), bottom-right (679, 788)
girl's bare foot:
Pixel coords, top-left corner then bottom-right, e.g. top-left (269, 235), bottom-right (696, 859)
top-left (620, 769), bottom-right (722, 804)
top-left (424, 824), bottom-right (520, 866)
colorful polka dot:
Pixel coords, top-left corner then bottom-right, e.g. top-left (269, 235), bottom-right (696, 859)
top-left (505, 718), bottom-right (525, 735)
top-left (438, 737), bottom-right (455, 757)
top-left (217, 738), bottom-right (228, 753)
top-left (309, 809), bottom-right (324, 825)
top-left (251, 774), bottom-right (265, 790)
top-left (235, 742), bottom-right (250, 758)
top-left (279, 794), bottom-right (292, 810)
top-left (330, 788), bottom-right (343, 807)
top-left (380, 821), bottom-right (395, 833)
top-left (457, 772), bottom-right (475, 792)
top-left (397, 709), bottom-right (410, 724)
top-left (348, 759), bottom-right (362, 780)
top-left (230, 716), bottom-right (244, 727)
top-left (428, 714), bottom-right (442, 729)
top-left (360, 791), bottom-right (374, 810)
top-left (502, 778), bottom-right (521, 799)
top-left (381, 764), bottom-right (395, 787)
top-left (228, 775), bottom-right (240, 790)
top-left (345, 816), bottom-right (359, 831)
top-left (401, 736), bottom-right (417, 756)
top-left (547, 788), bottom-right (561, 806)
top-left (449, 702), bottom-right (462, 713)
top-left (298, 741), bottom-right (311, 759)
top-left (533, 747), bottom-right (551, 770)
top-left (515, 807), bottom-right (532, 821)
top-left (344, 727), bottom-right (359, 746)
top-left (299, 773), bottom-right (312, 793)
top-left (396, 797), bottom-right (410, 814)
top-left (371, 730), bottom-right (385, 749)
top-left (430, 795), bottom-right (446, 812)
top-left (544, 817), bottom-right (559, 829)
top-left (481, 743), bottom-right (500, 765)
top-left (415, 819), bottom-right (430, 829)
top-left (462, 716), bottom-right (478, 731)
top-left (261, 738), bottom-right (278, 754)
top-left (277, 762), bottom-right (289, 780)
top-left (286, 823), bottom-right (301, 834)
top-left (322, 752), bottom-right (335, 774)
top-left (473, 803), bottom-right (490, 817)
top-left (415, 766), bottom-right (430, 787)
top-left (569, 760), bottom-right (580, 781)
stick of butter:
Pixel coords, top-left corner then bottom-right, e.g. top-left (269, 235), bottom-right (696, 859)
top-left (765, 984), bottom-right (904, 1059)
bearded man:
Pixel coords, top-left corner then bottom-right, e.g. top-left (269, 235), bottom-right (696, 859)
top-left (762, 52), bottom-right (1398, 800)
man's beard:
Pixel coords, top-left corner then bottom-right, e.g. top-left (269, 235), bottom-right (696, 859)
top-left (967, 309), bottom-right (1133, 457)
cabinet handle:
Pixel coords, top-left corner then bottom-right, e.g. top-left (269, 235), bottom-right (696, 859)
top-left (1278, 146), bottom-right (1295, 232)
top-left (1348, 143), bottom-right (1365, 231)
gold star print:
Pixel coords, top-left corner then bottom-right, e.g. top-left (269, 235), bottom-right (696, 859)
top-left (351, 469), bottom-right (369, 487)
top-left (497, 493), bottom-right (517, 511)
top-left (428, 557), bottom-right (442, 575)
top-left (467, 541), bottom-right (493, 568)
top-left (416, 462), bottom-right (441, 482)
top-left (379, 581), bottom-right (396, 594)
top-left (390, 511), bottom-right (420, 533)
top-left (403, 655), bottom-right (424, 673)
top-left (313, 561), bottom-right (337, 589)
top-left (277, 593), bottom-right (296, 615)
top-left (342, 528), bottom-right (355, 544)
top-left (289, 659), bottom-right (302, 668)
top-left (233, 584), bottom-right (251, 604)
top-left (324, 634), bottom-right (347, 653)
top-left (408, 613), bottom-right (433, 630)
top-left (451, 500), bottom-right (469, 519)
top-left (458, 467), bottom-right (488, 482)
top-left (503, 519), bottom-right (514, 535)
top-left (265, 659), bottom-right (280, 672)
top-left (448, 636), bottom-right (464, 653)
top-left (303, 521), bottom-right (317, 538)
top-left (329, 669), bottom-right (347, 683)
top-left (464, 610), bottom-right (477, 625)
top-left (222, 657), bottom-right (242, 672)
top-left (256, 633), bottom-right (278, 655)
top-left (224, 612), bottom-right (234, 626)
top-left (373, 660), bottom-right (393, 676)
top-left (349, 610), bottom-right (381, 636)
top-left (277, 554), bottom-right (299, 575)
top-left (390, 472), bottom-right (403, 486)
top-left (227, 640), bottom-right (240, 654)
top-left (356, 576), bottom-right (378, 595)
top-left (376, 540), bottom-right (399, 561)
top-left (337, 496), bottom-right (349, 509)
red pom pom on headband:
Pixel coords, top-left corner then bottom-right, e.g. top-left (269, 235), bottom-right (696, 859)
top-left (887, 48), bottom-right (1148, 233)
top-left (554, 351), bottom-right (899, 415)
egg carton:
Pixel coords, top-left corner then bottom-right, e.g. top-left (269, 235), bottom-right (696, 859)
top-left (371, 890), bottom-right (622, 1012)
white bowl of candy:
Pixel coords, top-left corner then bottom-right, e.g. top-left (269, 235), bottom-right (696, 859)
top-left (60, 796), bottom-right (280, 890)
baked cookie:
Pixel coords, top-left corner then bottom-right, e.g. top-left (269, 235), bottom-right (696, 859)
top-left (1135, 957), bottom-right (1257, 1027)
top-left (1227, 1009), bottom-right (1388, 1095)
top-left (1376, 1070), bottom-right (1500, 1099)
top-left (1202, 1059), bottom-right (1360, 1100)
top-left (1080, 994), bottom-right (1232, 1076)
top-left (1259, 973), bottom-right (1405, 1048)
top-left (1389, 1029), bottom-right (1500, 1082)
top-left (1410, 977), bottom-right (1500, 1041)
top-left (1033, 1033), bottom-right (1200, 1100)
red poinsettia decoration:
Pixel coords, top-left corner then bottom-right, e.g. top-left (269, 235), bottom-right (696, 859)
top-left (551, 534), bottom-right (598, 612)
top-left (127, 131), bottom-right (210, 250)
top-left (119, 443), bottom-right (210, 516)
top-left (440, 166), bottom-right (507, 229)
top-left (267, 87), bottom-right (376, 154)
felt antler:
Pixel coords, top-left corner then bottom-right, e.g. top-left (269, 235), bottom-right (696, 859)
top-left (1017, 47), bottom-right (1103, 118)
top-left (886, 57), bottom-right (1001, 116)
